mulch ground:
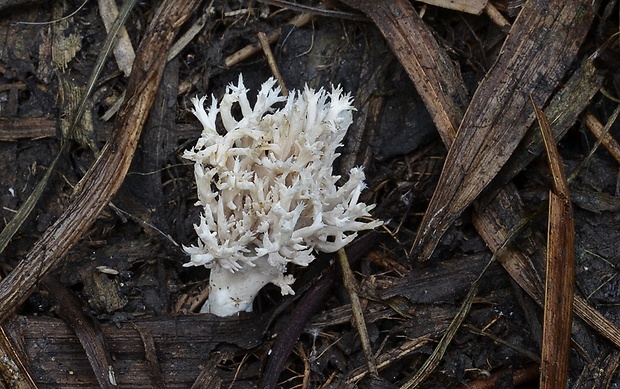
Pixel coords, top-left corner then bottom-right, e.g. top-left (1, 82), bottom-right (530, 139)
top-left (0, 0), bottom-right (619, 387)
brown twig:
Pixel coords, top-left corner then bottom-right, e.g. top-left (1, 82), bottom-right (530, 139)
top-left (584, 111), bottom-right (620, 164)
top-left (42, 276), bottom-right (117, 388)
top-left (225, 12), bottom-right (313, 68)
top-left (259, 231), bottom-right (381, 389)
top-left (258, 31), bottom-right (288, 95)
top-left (484, 2), bottom-right (511, 31)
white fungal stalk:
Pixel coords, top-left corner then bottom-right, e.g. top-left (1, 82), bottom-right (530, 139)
top-left (184, 75), bottom-right (381, 316)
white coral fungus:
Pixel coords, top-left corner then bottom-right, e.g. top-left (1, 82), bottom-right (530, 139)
top-left (184, 75), bottom-right (381, 316)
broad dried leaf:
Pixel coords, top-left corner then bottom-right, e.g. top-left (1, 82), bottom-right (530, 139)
top-left (414, 0), bottom-right (594, 261)
top-left (481, 59), bottom-right (604, 204)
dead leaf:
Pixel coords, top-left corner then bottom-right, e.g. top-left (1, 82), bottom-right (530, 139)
top-left (413, 0), bottom-right (594, 261)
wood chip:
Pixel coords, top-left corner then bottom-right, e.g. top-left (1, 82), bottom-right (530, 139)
top-left (415, 0), bottom-right (487, 14)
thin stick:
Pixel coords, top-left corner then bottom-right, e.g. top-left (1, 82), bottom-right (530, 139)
top-left (225, 12), bottom-right (313, 68)
top-left (337, 248), bottom-right (378, 377)
top-left (258, 31), bottom-right (288, 95)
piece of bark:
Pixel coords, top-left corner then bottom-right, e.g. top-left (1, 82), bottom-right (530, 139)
top-left (51, 1), bottom-right (81, 72)
top-left (379, 253), bottom-right (507, 304)
top-left (481, 59), bottom-right (604, 204)
top-left (0, 0), bottom-right (201, 321)
top-left (58, 74), bottom-right (97, 150)
top-left (7, 315), bottom-right (269, 387)
top-left (190, 352), bottom-right (225, 389)
top-left (0, 117), bottom-right (56, 140)
top-left (413, 0), bottom-right (594, 261)
top-left (121, 57), bottom-right (180, 237)
top-left (0, 323), bottom-right (36, 389)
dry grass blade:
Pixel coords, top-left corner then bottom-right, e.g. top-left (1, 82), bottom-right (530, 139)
top-left (0, 0), bottom-right (201, 321)
top-left (536, 100), bottom-right (571, 198)
top-left (568, 105), bottom-right (620, 182)
top-left (573, 297), bottom-right (620, 348)
top-left (533, 99), bottom-right (575, 389)
top-left (0, 152), bottom-right (63, 255)
top-left (399, 290), bottom-right (474, 389)
top-left (413, 0), bottom-right (594, 261)
top-left (97, 0), bottom-right (135, 76)
top-left (474, 185), bottom-right (620, 351)
top-left (585, 112), bottom-right (620, 164)
top-left (344, 336), bottom-right (431, 384)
